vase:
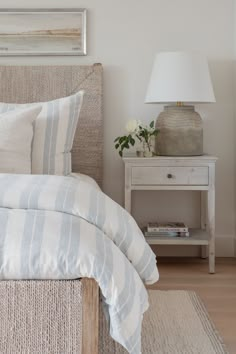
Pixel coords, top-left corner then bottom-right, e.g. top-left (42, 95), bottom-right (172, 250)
top-left (143, 141), bottom-right (153, 157)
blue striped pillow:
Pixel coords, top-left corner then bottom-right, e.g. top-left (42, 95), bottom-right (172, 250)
top-left (0, 91), bottom-right (84, 175)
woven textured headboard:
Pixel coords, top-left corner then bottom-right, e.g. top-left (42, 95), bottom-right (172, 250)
top-left (0, 64), bottom-right (103, 186)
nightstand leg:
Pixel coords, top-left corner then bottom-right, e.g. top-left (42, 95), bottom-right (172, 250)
top-left (201, 191), bottom-right (206, 229)
top-left (200, 191), bottom-right (207, 259)
top-left (125, 165), bottom-right (132, 213)
top-left (207, 186), bottom-right (215, 274)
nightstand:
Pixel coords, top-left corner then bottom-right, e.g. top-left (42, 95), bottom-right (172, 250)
top-left (123, 155), bottom-right (217, 273)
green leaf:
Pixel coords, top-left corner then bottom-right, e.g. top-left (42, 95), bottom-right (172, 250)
top-left (153, 129), bottom-right (159, 136)
top-left (119, 150), bottom-right (123, 157)
top-left (130, 138), bottom-right (135, 146)
top-left (114, 137), bottom-right (120, 143)
top-left (139, 131), bottom-right (144, 137)
top-left (115, 143), bottom-right (120, 149)
top-left (150, 130), bottom-right (157, 136)
top-left (120, 142), bottom-right (128, 151)
top-left (150, 120), bottom-right (154, 128)
top-left (119, 136), bottom-right (126, 144)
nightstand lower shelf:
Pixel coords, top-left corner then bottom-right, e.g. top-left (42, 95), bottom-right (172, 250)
top-left (144, 229), bottom-right (209, 246)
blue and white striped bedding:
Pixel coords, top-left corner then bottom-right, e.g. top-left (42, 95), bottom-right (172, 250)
top-left (0, 173), bottom-right (159, 354)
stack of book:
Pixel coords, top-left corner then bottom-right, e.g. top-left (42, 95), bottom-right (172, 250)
top-left (144, 222), bottom-right (189, 238)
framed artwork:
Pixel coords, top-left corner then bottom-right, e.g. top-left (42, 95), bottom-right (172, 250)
top-left (0, 8), bottom-right (87, 56)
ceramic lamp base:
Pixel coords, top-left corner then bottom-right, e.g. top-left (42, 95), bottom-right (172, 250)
top-left (155, 105), bottom-right (203, 156)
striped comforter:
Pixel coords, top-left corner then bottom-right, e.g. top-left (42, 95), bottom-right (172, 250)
top-left (0, 174), bottom-right (159, 354)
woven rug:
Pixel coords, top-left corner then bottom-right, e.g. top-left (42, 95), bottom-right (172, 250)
top-left (99, 290), bottom-right (228, 354)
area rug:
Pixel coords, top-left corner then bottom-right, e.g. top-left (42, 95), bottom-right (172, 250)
top-left (99, 290), bottom-right (228, 354)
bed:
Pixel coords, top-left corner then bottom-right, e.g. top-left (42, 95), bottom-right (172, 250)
top-left (0, 64), bottom-right (102, 354)
top-left (0, 64), bottom-right (158, 354)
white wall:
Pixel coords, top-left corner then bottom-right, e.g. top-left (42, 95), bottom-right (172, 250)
top-left (0, 0), bottom-right (235, 256)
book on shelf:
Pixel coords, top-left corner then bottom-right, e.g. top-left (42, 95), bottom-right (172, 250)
top-left (147, 222), bottom-right (188, 233)
top-left (143, 227), bottom-right (190, 238)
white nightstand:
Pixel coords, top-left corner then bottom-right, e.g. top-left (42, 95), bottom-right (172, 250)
top-left (123, 155), bottom-right (217, 273)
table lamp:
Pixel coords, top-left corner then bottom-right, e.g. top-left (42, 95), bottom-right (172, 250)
top-left (145, 51), bottom-right (216, 156)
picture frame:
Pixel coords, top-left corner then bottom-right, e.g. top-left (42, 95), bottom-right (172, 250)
top-left (0, 8), bottom-right (87, 56)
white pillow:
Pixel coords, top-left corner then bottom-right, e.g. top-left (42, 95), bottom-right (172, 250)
top-left (0, 106), bottom-right (42, 174)
top-left (0, 91), bottom-right (84, 175)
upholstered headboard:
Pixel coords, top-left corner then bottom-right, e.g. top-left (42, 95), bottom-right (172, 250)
top-left (0, 64), bottom-right (103, 186)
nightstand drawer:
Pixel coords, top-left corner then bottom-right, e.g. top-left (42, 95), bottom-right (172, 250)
top-left (131, 166), bottom-right (209, 185)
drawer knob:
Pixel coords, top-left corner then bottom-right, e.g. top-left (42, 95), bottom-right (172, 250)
top-left (167, 173), bottom-right (173, 179)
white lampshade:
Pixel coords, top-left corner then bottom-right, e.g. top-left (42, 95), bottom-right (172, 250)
top-left (145, 51), bottom-right (216, 104)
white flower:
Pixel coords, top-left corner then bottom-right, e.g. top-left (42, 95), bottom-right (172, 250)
top-left (125, 119), bottom-right (141, 133)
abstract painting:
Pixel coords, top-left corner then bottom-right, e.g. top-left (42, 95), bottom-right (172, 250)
top-left (0, 9), bottom-right (87, 56)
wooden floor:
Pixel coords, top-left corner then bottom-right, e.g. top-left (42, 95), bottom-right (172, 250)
top-left (148, 257), bottom-right (236, 354)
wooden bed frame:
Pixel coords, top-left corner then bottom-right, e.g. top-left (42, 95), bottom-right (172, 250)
top-left (82, 278), bottom-right (99, 353)
top-left (0, 64), bottom-right (103, 354)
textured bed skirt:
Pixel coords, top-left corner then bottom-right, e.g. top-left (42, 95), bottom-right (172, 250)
top-left (0, 280), bottom-right (83, 354)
